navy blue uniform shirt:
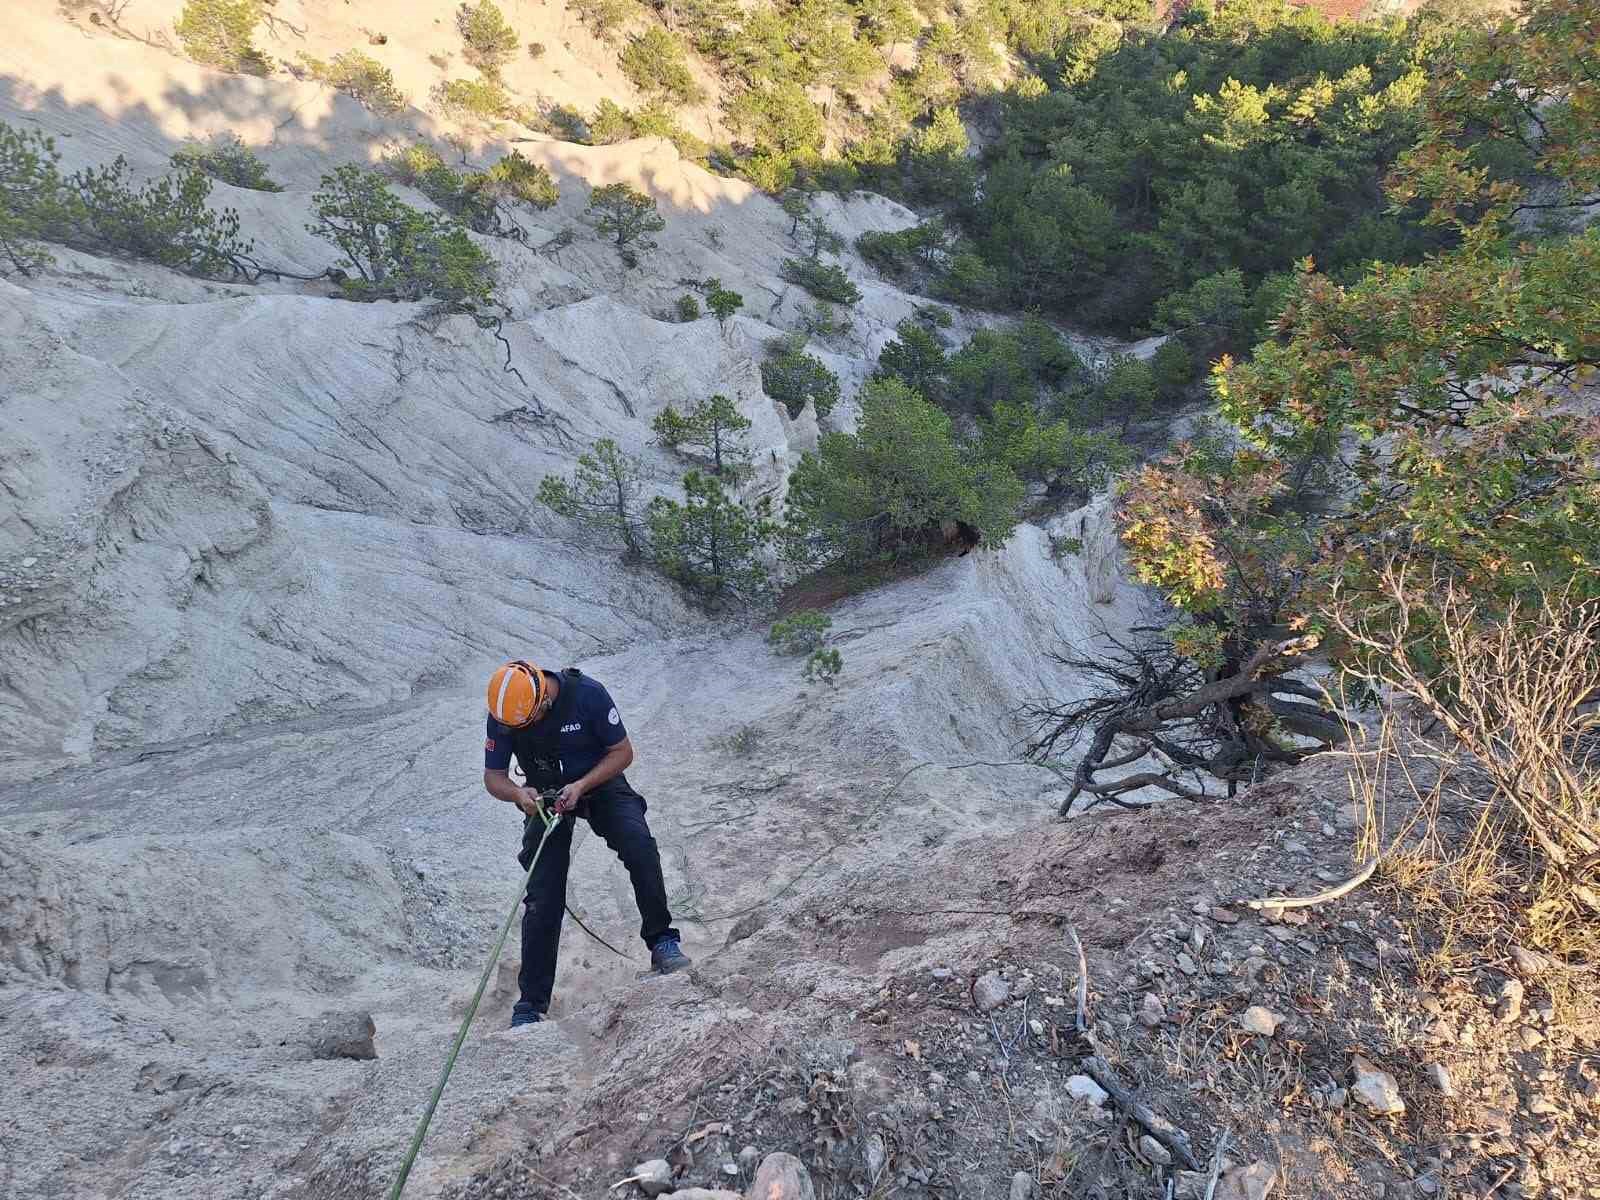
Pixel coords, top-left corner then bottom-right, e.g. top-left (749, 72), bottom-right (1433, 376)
top-left (484, 670), bottom-right (628, 786)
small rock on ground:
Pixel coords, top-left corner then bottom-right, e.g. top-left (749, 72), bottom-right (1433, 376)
top-left (1139, 1134), bottom-right (1172, 1166)
top-left (738, 1146), bottom-right (760, 1173)
top-left (751, 1152), bottom-right (815, 1200)
top-left (1351, 1056), bottom-right (1406, 1115)
top-left (1009, 1171), bottom-right (1034, 1200)
top-left (301, 1011), bottom-right (377, 1060)
top-left (1426, 1063), bottom-right (1454, 1095)
top-left (662, 1192), bottom-right (741, 1200)
top-left (1238, 1006), bottom-right (1282, 1037)
top-left (1498, 978), bottom-right (1525, 1023)
top-left (1065, 1075), bottom-right (1109, 1107)
top-left (1138, 993), bottom-right (1166, 1029)
top-left (1215, 1161), bottom-right (1277, 1200)
top-left (974, 973), bottom-right (1011, 1012)
top-left (633, 1159), bottom-right (674, 1197)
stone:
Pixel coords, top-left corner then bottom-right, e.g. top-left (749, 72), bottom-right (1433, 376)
top-left (931, 967), bottom-right (952, 981)
top-left (301, 1011), bottom-right (377, 1061)
top-left (1189, 925), bottom-right (1206, 953)
top-left (1238, 1006), bottom-right (1282, 1037)
top-left (974, 973), bottom-right (1011, 1012)
top-left (632, 1159), bottom-right (674, 1197)
top-left (1497, 978), bottom-right (1525, 1024)
top-left (864, 1134), bottom-right (886, 1182)
top-left (1509, 945), bottom-right (1545, 976)
top-left (725, 974), bottom-right (754, 998)
top-left (1065, 1075), bottom-right (1109, 1107)
top-left (1351, 1056), bottom-right (1406, 1115)
top-left (1426, 1064), bottom-right (1454, 1096)
top-left (1215, 1161), bottom-right (1277, 1200)
top-left (663, 1192), bottom-right (742, 1200)
top-left (1176, 952), bottom-right (1199, 976)
top-left (750, 1152), bottom-right (816, 1200)
top-left (1527, 1095), bottom-right (1559, 1115)
top-left (1140, 1135), bottom-right (1172, 1166)
top-left (1518, 1026), bottom-right (1544, 1050)
top-left (1138, 992), bottom-right (1167, 1029)
top-left (1009, 1171), bottom-right (1034, 1200)
top-left (1210, 906), bottom-right (1240, 925)
top-left (738, 1146), bottom-right (760, 1174)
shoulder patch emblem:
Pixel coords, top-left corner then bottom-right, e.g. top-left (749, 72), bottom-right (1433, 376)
top-left (607, 707), bottom-right (620, 725)
top-left (485, 737), bottom-right (496, 751)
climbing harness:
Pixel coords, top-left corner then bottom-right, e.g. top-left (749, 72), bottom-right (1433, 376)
top-left (387, 801), bottom-right (564, 1200)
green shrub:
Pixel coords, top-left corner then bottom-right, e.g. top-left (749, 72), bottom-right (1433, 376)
top-left (676, 293), bottom-right (701, 321)
top-left (651, 393), bottom-right (751, 475)
top-left (874, 318), bottom-right (948, 401)
top-left (768, 610), bottom-right (831, 655)
top-left (528, 43), bottom-right (546, 59)
top-left (385, 144), bottom-right (556, 235)
top-left (0, 123), bottom-right (66, 276)
top-left (799, 301), bottom-right (846, 341)
top-left (307, 165), bottom-right (494, 307)
top-left (1150, 337), bottom-right (1196, 401)
top-left (706, 284), bottom-right (743, 329)
top-left (572, 0), bottom-right (637, 38)
top-left (620, 28), bottom-right (705, 105)
top-left (629, 102), bottom-right (709, 160)
top-left (727, 82), bottom-right (824, 158)
top-left (432, 77), bottom-right (517, 121)
top-left (175, 0), bottom-right (271, 74)
top-left (647, 471), bottom-right (770, 605)
top-left (585, 182), bottom-right (665, 254)
top-left (65, 157), bottom-right (256, 278)
top-left (302, 51), bottom-right (407, 114)
top-left (761, 339), bottom-right (840, 420)
top-left (587, 99), bottom-right (707, 160)
top-left (537, 438), bottom-right (650, 559)
top-left (1098, 352), bottom-right (1157, 428)
top-left (779, 256), bottom-right (861, 305)
top-left (470, 150), bottom-right (558, 209)
top-left (456, 1), bottom-right (520, 75)
top-left (783, 377), bottom-right (1023, 568)
top-left (803, 648), bottom-right (843, 683)
top-left (171, 133), bottom-right (283, 192)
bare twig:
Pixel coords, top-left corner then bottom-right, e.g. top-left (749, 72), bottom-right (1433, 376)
top-left (1241, 858), bottom-right (1379, 912)
top-left (1480, 1164), bottom-right (1517, 1198)
top-left (1068, 924), bottom-right (1089, 1035)
top-left (1202, 1130), bottom-right (1231, 1200)
top-left (1082, 1056), bottom-right (1202, 1171)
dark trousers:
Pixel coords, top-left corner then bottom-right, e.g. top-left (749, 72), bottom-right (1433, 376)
top-left (516, 777), bottom-right (678, 1013)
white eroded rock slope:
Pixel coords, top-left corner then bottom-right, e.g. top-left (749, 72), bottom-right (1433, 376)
top-left (0, 12), bottom-right (1146, 1198)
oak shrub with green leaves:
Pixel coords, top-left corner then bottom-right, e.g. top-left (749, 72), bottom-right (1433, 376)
top-left (1026, 0), bottom-right (1600, 823)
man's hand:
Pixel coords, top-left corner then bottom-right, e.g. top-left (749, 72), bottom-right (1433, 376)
top-left (554, 780), bottom-right (587, 815)
top-left (513, 787), bottom-right (547, 818)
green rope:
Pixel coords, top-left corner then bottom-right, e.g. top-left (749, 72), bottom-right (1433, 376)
top-left (387, 806), bottom-right (563, 1200)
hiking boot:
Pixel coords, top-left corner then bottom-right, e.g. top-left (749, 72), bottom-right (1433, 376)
top-left (651, 936), bottom-right (691, 975)
top-left (510, 1003), bottom-right (543, 1028)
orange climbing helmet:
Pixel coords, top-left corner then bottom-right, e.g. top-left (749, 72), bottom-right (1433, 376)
top-left (486, 659), bottom-right (551, 728)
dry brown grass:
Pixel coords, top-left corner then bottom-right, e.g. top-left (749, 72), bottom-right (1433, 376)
top-left (1329, 574), bottom-right (1600, 971)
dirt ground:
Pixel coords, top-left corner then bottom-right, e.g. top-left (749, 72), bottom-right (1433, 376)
top-left (434, 753), bottom-right (1600, 1200)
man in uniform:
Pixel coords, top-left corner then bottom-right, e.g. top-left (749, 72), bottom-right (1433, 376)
top-left (483, 660), bottom-right (690, 1027)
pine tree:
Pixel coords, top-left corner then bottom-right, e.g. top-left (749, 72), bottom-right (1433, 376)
top-left (536, 439), bottom-right (650, 559)
top-left (647, 472), bottom-right (770, 604)
top-left (651, 394), bottom-right (753, 476)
